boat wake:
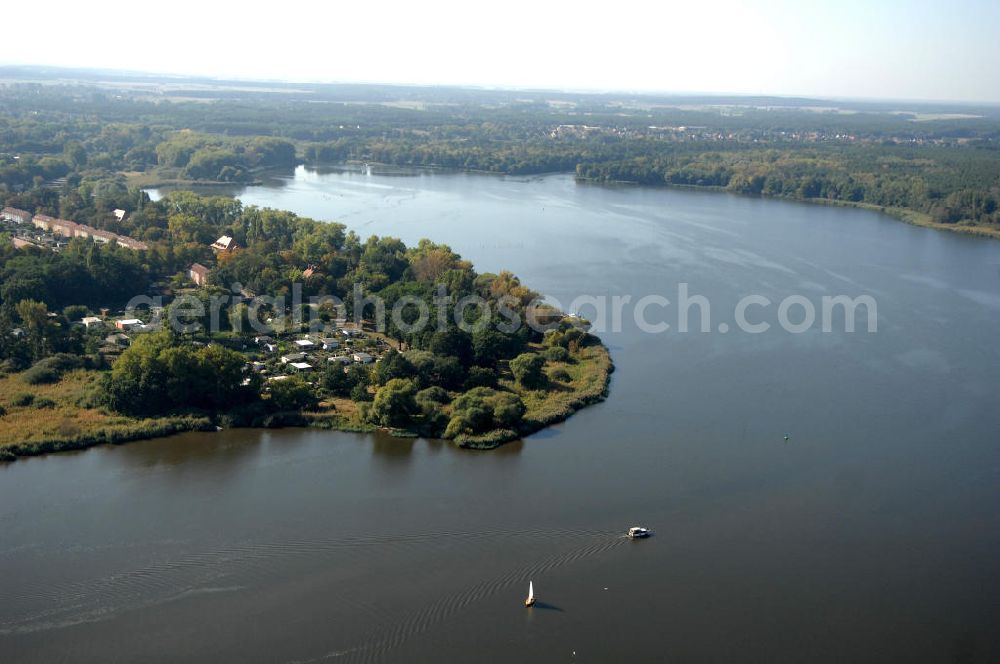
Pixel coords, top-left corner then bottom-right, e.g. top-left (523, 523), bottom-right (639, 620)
top-left (0, 525), bottom-right (614, 637)
top-left (305, 532), bottom-right (628, 664)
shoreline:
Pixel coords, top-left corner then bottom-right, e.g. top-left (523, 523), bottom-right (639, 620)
top-left (573, 176), bottom-right (1000, 240)
top-left (125, 162), bottom-right (998, 240)
top-left (0, 344), bottom-right (614, 462)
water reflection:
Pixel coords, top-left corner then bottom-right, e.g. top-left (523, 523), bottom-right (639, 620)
top-left (111, 429), bottom-right (265, 470)
top-left (371, 434), bottom-right (416, 461)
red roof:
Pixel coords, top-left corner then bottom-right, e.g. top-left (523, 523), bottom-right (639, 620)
top-left (2, 206), bottom-right (30, 218)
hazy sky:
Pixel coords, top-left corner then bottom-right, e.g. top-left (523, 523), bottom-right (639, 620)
top-left (5, 0), bottom-right (999, 102)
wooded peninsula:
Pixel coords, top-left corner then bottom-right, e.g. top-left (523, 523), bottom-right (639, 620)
top-left (2, 67), bottom-right (999, 457)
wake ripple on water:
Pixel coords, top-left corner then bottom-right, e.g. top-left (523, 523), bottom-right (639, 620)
top-left (0, 525), bottom-right (614, 638)
top-left (295, 532), bottom-right (629, 664)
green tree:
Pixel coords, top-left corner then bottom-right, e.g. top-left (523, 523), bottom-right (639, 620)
top-left (268, 376), bottom-right (318, 411)
top-left (101, 332), bottom-right (254, 416)
top-left (368, 378), bottom-right (419, 428)
top-left (510, 352), bottom-right (546, 388)
top-left (374, 348), bottom-right (416, 385)
top-left (15, 299), bottom-right (55, 361)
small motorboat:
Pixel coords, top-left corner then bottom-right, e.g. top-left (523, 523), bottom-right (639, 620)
top-left (525, 580), bottom-right (535, 607)
top-left (627, 526), bottom-right (651, 539)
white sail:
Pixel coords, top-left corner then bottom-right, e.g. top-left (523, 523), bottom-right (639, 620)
top-left (527, 581), bottom-right (534, 602)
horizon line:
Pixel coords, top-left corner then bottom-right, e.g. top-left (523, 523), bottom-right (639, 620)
top-left (2, 62), bottom-right (999, 108)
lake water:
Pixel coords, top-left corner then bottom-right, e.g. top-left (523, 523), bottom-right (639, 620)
top-left (3, 166), bottom-right (1000, 662)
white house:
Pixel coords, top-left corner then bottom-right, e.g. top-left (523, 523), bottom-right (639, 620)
top-left (281, 352), bottom-right (307, 364)
top-left (328, 355), bottom-right (352, 365)
top-left (293, 339), bottom-right (317, 350)
top-left (263, 343), bottom-right (279, 353)
top-left (80, 316), bottom-right (103, 330)
top-left (319, 337), bottom-right (340, 350)
top-left (289, 362), bottom-right (313, 372)
top-left (211, 235), bottom-right (238, 252)
top-left (115, 318), bottom-right (143, 331)
top-left (352, 352), bottom-right (374, 364)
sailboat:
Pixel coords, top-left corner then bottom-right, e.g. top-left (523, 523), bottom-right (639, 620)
top-left (525, 580), bottom-right (535, 608)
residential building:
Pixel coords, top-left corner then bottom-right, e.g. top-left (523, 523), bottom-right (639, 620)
top-left (49, 218), bottom-right (79, 238)
top-left (32, 214), bottom-right (56, 231)
top-left (115, 236), bottom-right (148, 251)
top-left (88, 228), bottom-right (117, 244)
top-left (189, 263), bottom-right (210, 287)
top-left (105, 333), bottom-right (130, 347)
top-left (211, 235), bottom-right (238, 252)
top-left (80, 316), bottom-right (103, 330)
top-left (2, 207), bottom-right (30, 224)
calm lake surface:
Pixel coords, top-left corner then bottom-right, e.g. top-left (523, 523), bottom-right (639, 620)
top-left (3, 167), bottom-right (1000, 662)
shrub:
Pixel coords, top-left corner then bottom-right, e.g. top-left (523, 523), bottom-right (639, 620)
top-left (543, 346), bottom-right (569, 362)
top-left (11, 393), bottom-right (35, 407)
top-left (550, 368), bottom-right (572, 382)
top-left (350, 383), bottom-right (373, 402)
top-left (33, 397), bottom-right (56, 409)
top-left (464, 366), bottom-right (496, 389)
top-left (22, 354), bottom-right (85, 385)
top-left (416, 386), bottom-right (450, 404)
top-left (444, 387), bottom-right (526, 438)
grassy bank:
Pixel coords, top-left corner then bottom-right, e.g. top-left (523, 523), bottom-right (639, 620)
top-left (123, 169), bottom-right (262, 189)
top-left (0, 369), bottom-right (212, 461)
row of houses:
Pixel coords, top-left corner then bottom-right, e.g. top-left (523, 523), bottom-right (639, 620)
top-left (1, 207), bottom-right (31, 225)
top-left (3, 207), bottom-right (148, 251)
top-left (271, 350), bottom-right (375, 376)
